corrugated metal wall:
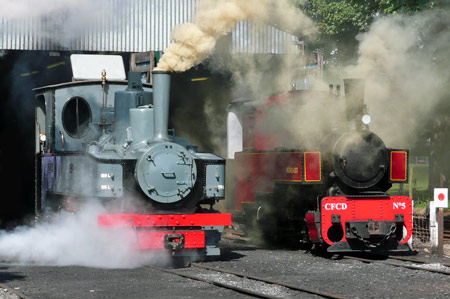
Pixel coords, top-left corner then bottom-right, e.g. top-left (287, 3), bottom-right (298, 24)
top-left (0, 0), bottom-right (300, 54)
top-left (232, 21), bottom-right (298, 54)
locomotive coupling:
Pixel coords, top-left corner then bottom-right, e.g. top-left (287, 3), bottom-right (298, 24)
top-left (345, 220), bottom-right (396, 239)
top-left (164, 233), bottom-right (185, 250)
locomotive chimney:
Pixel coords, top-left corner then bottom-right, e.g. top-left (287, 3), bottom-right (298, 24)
top-left (343, 78), bottom-right (365, 123)
top-left (152, 70), bottom-right (171, 141)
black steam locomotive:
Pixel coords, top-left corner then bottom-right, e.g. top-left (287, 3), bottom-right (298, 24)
top-left (34, 55), bottom-right (230, 257)
top-left (229, 79), bottom-right (412, 253)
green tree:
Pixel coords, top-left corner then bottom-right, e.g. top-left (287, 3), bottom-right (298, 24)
top-left (295, 0), bottom-right (447, 65)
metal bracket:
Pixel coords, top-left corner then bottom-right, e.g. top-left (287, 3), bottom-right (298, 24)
top-left (331, 214), bottom-right (341, 224)
top-left (59, 131), bottom-right (65, 149)
top-left (394, 214), bottom-right (404, 222)
top-left (162, 172), bottom-right (176, 179)
top-left (164, 233), bottom-right (185, 250)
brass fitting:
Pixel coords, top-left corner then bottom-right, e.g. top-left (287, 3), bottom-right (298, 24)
top-left (101, 69), bottom-right (107, 85)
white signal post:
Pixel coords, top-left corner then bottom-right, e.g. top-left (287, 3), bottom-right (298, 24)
top-left (434, 188), bottom-right (448, 208)
top-left (434, 188), bottom-right (448, 257)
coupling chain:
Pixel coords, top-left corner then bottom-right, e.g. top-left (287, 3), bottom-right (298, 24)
top-left (350, 223), bottom-right (397, 248)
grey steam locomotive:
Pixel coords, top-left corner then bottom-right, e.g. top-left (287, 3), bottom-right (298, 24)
top-left (34, 55), bottom-right (231, 257)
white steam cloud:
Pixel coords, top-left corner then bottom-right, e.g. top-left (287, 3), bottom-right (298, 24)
top-left (211, 9), bottom-right (450, 152)
top-left (0, 202), bottom-right (169, 268)
top-left (345, 10), bottom-right (450, 147)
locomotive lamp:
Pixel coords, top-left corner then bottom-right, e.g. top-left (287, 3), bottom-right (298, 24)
top-left (362, 114), bottom-right (371, 125)
top-left (39, 133), bottom-right (46, 143)
top-left (361, 105), bottom-right (371, 128)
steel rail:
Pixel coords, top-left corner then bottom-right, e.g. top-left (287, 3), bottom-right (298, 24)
top-left (0, 283), bottom-right (30, 299)
top-left (342, 256), bottom-right (450, 275)
top-left (191, 263), bottom-right (348, 299)
top-left (151, 266), bottom-right (279, 299)
top-left (385, 255), bottom-right (450, 268)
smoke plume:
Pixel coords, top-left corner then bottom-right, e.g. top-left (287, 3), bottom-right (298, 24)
top-left (220, 9), bottom-right (450, 152)
top-left (156, 0), bottom-right (316, 72)
top-left (248, 10), bottom-right (450, 151)
top-left (345, 10), bottom-right (450, 147)
top-left (0, 201), bottom-right (169, 268)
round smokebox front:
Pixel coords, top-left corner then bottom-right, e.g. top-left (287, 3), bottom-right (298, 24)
top-left (333, 131), bottom-right (386, 189)
top-left (135, 142), bottom-right (197, 203)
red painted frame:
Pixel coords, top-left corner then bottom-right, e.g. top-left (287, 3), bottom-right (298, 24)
top-left (134, 230), bottom-right (206, 249)
top-left (98, 213), bottom-right (232, 250)
top-left (98, 213), bottom-right (232, 227)
top-left (320, 196), bottom-right (413, 245)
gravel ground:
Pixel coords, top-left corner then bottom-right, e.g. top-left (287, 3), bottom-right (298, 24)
top-left (207, 239), bottom-right (450, 299)
top-left (0, 264), bottom-right (243, 299)
top-left (0, 288), bottom-right (20, 299)
top-left (0, 238), bottom-right (449, 298)
top-left (174, 267), bottom-right (314, 298)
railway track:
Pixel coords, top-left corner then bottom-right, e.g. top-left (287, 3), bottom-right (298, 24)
top-left (386, 255), bottom-right (450, 267)
top-left (153, 263), bottom-right (348, 299)
top-left (0, 283), bottom-right (29, 299)
top-left (342, 254), bottom-right (450, 275)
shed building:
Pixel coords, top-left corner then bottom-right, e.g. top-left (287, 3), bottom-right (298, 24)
top-left (0, 0), bottom-right (303, 55)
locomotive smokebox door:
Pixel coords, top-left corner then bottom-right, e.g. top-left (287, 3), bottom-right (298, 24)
top-left (333, 131), bottom-right (387, 189)
top-left (135, 142), bottom-right (197, 203)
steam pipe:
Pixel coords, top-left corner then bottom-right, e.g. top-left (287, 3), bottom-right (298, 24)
top-left (152, 70), bottom-right (171, 141)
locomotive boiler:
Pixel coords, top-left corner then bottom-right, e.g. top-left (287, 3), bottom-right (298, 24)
top-left (35, 54), bottom-right (231, 258)
top-left (228, 79), bottom-right (412, 253)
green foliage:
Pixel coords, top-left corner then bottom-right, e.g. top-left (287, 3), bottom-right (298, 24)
top-left (305, 1), bottom-right (374, 36)
top-left (297, 0), bottom-right (447, 64)
top-left (301, 0), bottom-right (444, 36)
